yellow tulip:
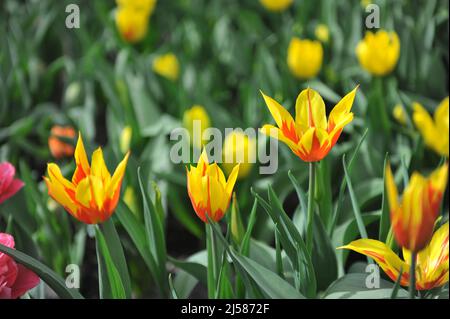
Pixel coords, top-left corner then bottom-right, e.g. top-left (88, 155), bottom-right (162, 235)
top-left (120, 126), bottom-right (132, 155)
top-left (259, 0), bottom-right (293, 12)
top-left (124, 186), bottom-right (138, 214)
top-left (413, 97), bottom-right (449, 157)
top-left (186, 150), bottom-right (239, 223)
top-left (315, 24), bottom-right (330, 43)
top-left (393, 104), bottom-right (407, 125)
top-left (260, 86), bottom-right (358, 162)
top-left (339, 222), bottom-right (449, 290)
top-left (183, 105), bottom-right (211, 149)
top-left (44, 133), bottom-right (130, 224)
top-left (116, 0), bottom-right (157, 15)
top-left (356, 30), bottom-right (400, 76)
top-left (386, 162), bottom-right (448, 252)
top-left (153, 53), bottom-right (180, 81)
top-left (222, 131), bottom-right (256, 179)
top-left (287, 37), bottom-right (323, 79)
top-left (115, 6), bottom-right (149, 43)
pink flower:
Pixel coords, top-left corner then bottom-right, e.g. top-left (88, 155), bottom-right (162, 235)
top-left (0, 233), bottom-right (40, 299)
top-left (0, 162), bottom-right (24, 204)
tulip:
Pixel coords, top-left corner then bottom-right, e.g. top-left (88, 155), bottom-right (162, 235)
top-left (222, 131), bottom-right (256, 179)
top-left (152, 53), bottom-right (180, 81)
top-left (115, 6), bottom-right (149, 43)
top-left (186, 150), bottom-right (239, 223)
top-left (183, 105), bottom-right (211, 149)
top-left (413, 97), bottom-right (449, 158)
top-left (44, 133), bottom-right (130, 224)
top-left (0, 233), bottom-right (40, 299)
top-left (259, 0), bottom-right (293, 12)
top-left (386, 162), bottom-right (448, 252)
top-left (0, 162), bottom-right (24, 205)
top-left (393, 104), bottom-right (407, 126)
top-left (48, 125), bottom-right (76, 159)
top-left (356, 30), bottom-right (400, 76)
top-left (116, 0), bottom-right (157, 14)
top-left (339, 222), bottom-right (449, 291)
top-left (315, 24), bottom-right (330, 43)
top-left (120, 126), bottom-right (132, 155)
top-left (287, 37), bottom-right (323, 79)
top-left (260, 86), bottom-right (358, 162)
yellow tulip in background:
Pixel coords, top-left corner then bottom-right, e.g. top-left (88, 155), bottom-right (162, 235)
top-left (120, 126), bottom-right (132, 155)
top-left (115, 0), bottom-right (157, 43)
top-left (413, 97), bottom-right (449, 157)
top-left (259, 0), bottom-right (293, 12)
top-left (393, 104), bottom-right (407, 125)
top-left (186, 150), bottom-right (239, 223)
top-left (386, 162), bottom-right (448, 252)
top-left (260, 87), bottom-right (358, 162)
top-left (183, 105), bottom-right (211, 149)
top-left (153, 53), bottom-right (180, 81)
top-left (44, 133), bottom-right (130, 224)
top-left (222, 131), bottom-right (256, 179)
top-left (356, 30), bottom-right (400, 76)
top-left (287, 38), bottom-right (323, 79)
top-left (315, 24), bottom-right (330, 43)
top-left (340, 222), bottom-right (449, 290)
top-left (116, 0), bottom-right (157, 13)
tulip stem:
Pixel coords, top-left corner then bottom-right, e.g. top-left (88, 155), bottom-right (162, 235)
top-left (409, 252), bottom-right (417, 299)
top-left (306, 162), bottom-right (316, 253)
top-left (206, 223), bottom-right (218, 299)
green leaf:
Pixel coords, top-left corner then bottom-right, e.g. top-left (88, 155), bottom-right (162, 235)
top-left (137, 167), bottom-right (169, 296)
top-left (228, 247), bottom-right (305, 299)
top-left (101, 219), bottom-right (132, 298)
top-left (0, 244), bottom-right (84, 299)
top-left (95, 226), bottom-right (126, 299)
top-left (168, 256), bottom-right (207, 287)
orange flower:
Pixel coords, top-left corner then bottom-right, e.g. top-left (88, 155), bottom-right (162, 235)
top-left (44, 133), bottom-right (130, 224)
top-left (260, 87), bottom-right (358, 162)
top-left (48, 126), bottom-right (76, 159)
top-left (386, 162), bottom-right (448, 252)
top-left (186, 150), bottom-right (239, 223)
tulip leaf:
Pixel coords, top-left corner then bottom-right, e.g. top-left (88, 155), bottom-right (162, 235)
top-left (0, 244), bottom-right (84, 299)
top-left (95, 226), bottom-right (126, 299)
top-left (168, 256), bottom-right (208, 287)
top-left (101, 219), bottom-right (132, 298)
top-left (137, 167), bottom-right (169, 297)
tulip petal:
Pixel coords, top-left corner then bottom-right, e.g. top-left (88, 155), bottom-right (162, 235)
top-left (44, 176), bottom-right (78, 217)
top-left (328, 86), bottom-right (358, 131)
top-left (385, 162), bottom-right (399, 212)
top-left (260, 124), bottom-right (300, 152)
top-left (91, 148), bottom-right (111, 183)
top-left (0, 162), bottom-right (15, 192)
top-left (0, 179), bottom-right (24, 204)
top-left (339, 239), bottom-right (409, 285)
top-left (11, 264), bottom-right (40, 299)
top-left (260, 91), bottom-right (296, 130)
top-left (107, 152), bottom-right (130, 200)
top-left (72, 132), bottom-right (91, 184)
top-left (295, 88), bottom-right (327, 130)
top-left (225, 164), bottom-right (239, 197)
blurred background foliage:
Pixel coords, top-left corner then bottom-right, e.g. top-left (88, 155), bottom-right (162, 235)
top-left (0, 0), bottom-right (448, 298)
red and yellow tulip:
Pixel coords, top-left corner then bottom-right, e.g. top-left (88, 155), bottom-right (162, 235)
top-left (186, 150), bottom-right (239, 223)
top-left (44, 133), bottom-right (130, 224)
top-left (386, 162), bottom-right (448, 252)
top-left (260, 87), bottom-right (358, 162)
top-left (339, 222), bottom-right (449, 290)
top-left (48, 125), bottom-right (76, 159)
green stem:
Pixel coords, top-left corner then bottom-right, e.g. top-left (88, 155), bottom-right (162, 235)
top-left (206, 223), bottom-right (217, 299)
top-left (409, 251), bottom-right (417, 299)
top-left (306, 162), bottom-right (316, 253)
